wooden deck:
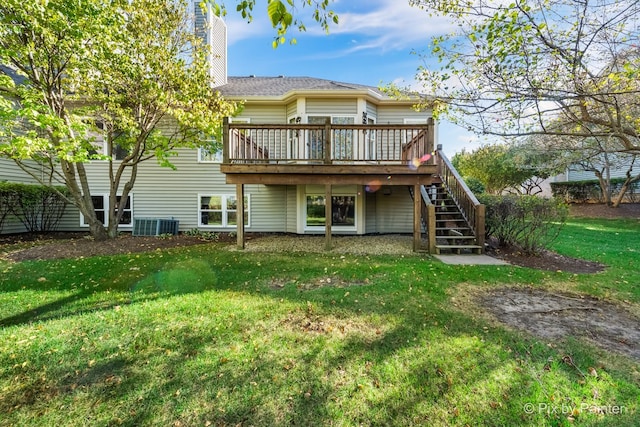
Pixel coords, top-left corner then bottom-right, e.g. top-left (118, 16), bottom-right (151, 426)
top-left (220, 118), bottom-right (437, 185)
top-left (218, 118), bottom-right (483, 255)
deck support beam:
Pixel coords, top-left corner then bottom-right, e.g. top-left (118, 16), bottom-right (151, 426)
top-left (236, 184), bottom-right (245, 250)
top-left (413, 184), bottom-right (421, 252)
top-left (325, 184), bottom-right (332, 250)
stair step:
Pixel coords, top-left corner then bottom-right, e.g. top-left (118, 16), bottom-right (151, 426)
top-left (436, 235), bottom-right (477, 240)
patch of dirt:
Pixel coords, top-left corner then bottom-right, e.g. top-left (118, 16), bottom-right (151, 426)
top-left (269, 275), bottom-right (372, 291)
top-left (486, 245), bottom-right (606, 274)
top-left (569, 202), bottom-right (640, 219)
top-left (480, 288), bottom-right (640, 361)
top-left (0, 232), bottom-right (238, 262)
top-left (0, 203), bottom-right (637, 270)
top-left (484, 203), bottom-right (640, 273)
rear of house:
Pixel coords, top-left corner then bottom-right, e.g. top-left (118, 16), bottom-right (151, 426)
top-left (1, 7), bottom-right (484, 253)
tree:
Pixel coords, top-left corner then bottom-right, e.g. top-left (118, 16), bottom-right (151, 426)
top-left (452, 143), bottom-right (559, 195)
top-left (0, 0), bottom-right (237, 240)
top-left (206, 0), bottom-right (338, 47)
top-left (409, 1), bottom-right (640, 154)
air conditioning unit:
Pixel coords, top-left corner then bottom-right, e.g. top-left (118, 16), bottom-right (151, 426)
top-left (132, 218), bottom-right (179, 236)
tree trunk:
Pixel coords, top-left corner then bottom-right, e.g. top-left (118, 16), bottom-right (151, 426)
top-left (593, 170), bottom-right (611, 205)
top-left (89, 220), bottom-right (110, 241)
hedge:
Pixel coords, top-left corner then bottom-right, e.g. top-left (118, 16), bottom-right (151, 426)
top-left (550, 178), bottom-right (640, 203)
top-left (0, 182), bottom-right (69, 233)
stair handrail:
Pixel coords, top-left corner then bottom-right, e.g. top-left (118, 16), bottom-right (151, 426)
top-left (419, 185), bottom-right (436, 253)
top-left (436, 146), bottom-right (485, 249)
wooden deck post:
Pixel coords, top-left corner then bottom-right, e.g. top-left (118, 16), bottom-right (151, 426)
top-left (427, 204), bottom-right (436, 254)
top-left (325, 184), bottom-right (332, 250)
top-left (324, 118), bottom-right (332, 164)
top-left (413, 184), bottom-right (421, 252)
top-left (236, 183), bottom-right (245, 250)
top-left (427, 118), bottom-right (435, 165)
top-left (475, 204), bottom-right (485, 253)
top-left (222, 117), bottom-right (230, 164)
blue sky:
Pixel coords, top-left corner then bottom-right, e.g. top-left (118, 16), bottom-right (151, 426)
top-left (223, 0), bottom-right (489, 157)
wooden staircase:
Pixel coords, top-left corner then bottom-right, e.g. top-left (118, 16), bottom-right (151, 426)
top-left (408, 146), bottom-right (485, 255)
top-left (431, 184), bottom-right (483, 254)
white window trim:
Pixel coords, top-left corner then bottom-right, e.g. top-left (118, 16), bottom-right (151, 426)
top-left (303, 193), bottom-right (358, 232)
top-left (198, 193), bottom-right (250, 228)
top-left (79, 193), bottom-right (134, 228)
top-left (198, 117), bottom-right (250, 163)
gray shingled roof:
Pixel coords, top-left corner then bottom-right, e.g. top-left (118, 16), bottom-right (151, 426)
top-left (216, 76), bottom-right (389, 98)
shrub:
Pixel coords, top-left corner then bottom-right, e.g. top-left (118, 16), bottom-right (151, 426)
top-left (478, 194), bottom-right (568, 254)
top-left (184, 228), bottom-right (219, 241)
top-left (0, 182), bottom-right (69, 233)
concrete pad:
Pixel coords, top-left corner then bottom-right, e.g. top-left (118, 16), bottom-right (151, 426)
top-left (433, 254), bottom-right (510, 265)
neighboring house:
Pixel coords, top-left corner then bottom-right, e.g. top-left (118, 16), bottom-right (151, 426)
top-left (0, 8), bottom-right (484, 253)
top-left (542, 155), bottom-right (639, 201)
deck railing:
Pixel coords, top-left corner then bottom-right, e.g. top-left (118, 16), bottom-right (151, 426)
top-left (222, 117), bottom-right (435, 165)
top-left (436, 146), bottom-right (485, 249)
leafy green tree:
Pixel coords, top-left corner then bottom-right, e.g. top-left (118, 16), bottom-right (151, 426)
top-left (410, 0), bottom-right (640, 154)
top-left (0, 0), bottom-right (237, 240)
top-left (207, 0), bottom-right (338, 47)
top-left (452, 143), bottom-right (555, 195)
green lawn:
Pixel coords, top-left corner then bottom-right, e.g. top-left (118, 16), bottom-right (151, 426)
top-left (0, 217), bottom-right (638, 426)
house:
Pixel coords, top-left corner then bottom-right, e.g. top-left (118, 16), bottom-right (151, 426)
top-left (0, 8), bottom-right (484, 253)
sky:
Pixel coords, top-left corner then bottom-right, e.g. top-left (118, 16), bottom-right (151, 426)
top-left (222, 0), bottom-right (490, 157)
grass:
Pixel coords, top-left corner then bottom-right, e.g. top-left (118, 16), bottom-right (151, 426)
top-left (0, 217), bottom-right (639, 426)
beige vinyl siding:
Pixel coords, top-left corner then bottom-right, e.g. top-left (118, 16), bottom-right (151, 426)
top-left (286, 102), bottom-right (297, 118)
top-left (0, 159), bottom-right (80, 234)
top-left (366, 102), bottom-right (377, 120)
top-left (285, 185), bottom-right (298, 233)
top-left (373, 187), bottom-right (414, 233)
top-left (364, 191), bottom-right (377, 233)
top-left (235, 105), bottom-right (287, 123)
top-left (306, 99), bottom-right (357, 116)
top-left (0, 158), bottom-right (43, 184)
top-left (377, 106), bottom-right (431, 124)
top-left (80, 148), bottom-right (284, 232)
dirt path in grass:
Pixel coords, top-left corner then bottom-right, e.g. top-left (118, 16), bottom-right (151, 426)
top-left (479, 288), bottom-right (640, 361)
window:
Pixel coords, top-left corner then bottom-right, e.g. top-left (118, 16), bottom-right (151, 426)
top-left (80, 194), bottom-right (133, 227)
top-left (305, 195), bottom-right (356, 229)
top-left (307, 116), bottom-right (355, 160)
top-left (199, 194), bottom-right (249, 227)
top-left (198, 141), bottom-right (223, 163)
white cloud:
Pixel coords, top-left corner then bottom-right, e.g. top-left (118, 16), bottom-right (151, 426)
top-left (225, 0), bottom-right (457, 53)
